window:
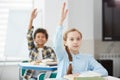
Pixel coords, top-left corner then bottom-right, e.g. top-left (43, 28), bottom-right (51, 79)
top-left (0, 0), bottom-right (33, 60)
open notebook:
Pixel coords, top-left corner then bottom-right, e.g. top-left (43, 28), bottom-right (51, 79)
top-left (64, 71), bottom-right (105, 80)
top-left (75, 77), bottom-right (105, 80)
top-left (30, 59), bottom-right (57, 66)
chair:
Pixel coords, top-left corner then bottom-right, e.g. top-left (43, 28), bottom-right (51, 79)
top-left (97, 59), bottom-right (113, 76)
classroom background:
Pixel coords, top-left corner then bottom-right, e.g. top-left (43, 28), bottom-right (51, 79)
top-left (0, 0), bottom-right (120, 80)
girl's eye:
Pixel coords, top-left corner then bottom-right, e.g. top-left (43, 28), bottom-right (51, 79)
top-left (77, 38), bottom-right (80, 41)
top-left (70, 38), bottom-right (74, 41)
top-left (37, 36), bottom-right (40, 38)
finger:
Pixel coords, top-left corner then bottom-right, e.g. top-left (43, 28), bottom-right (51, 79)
top-left (34, 8), bottom-right (37, 12)
top-left (61, 2), bottom-right (66, 15)
top-left (32, 8), bottom-right (37, 14)
top-left (35, 11), bottom-right (38, 16)
top-left (65, 9), bottom-right (68, 17)
top-left (62, 2), bottom-right (66, 12)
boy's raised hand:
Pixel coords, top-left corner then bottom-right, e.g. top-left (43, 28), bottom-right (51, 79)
top-left (30, 8), bottom-right (37, 21)
top-left (28, 9), bottom-right (37, 29)
top-left (59, 2), bottom-right (68, 26)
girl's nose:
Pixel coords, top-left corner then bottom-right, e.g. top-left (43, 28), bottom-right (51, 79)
top-left (73, 40), bottom-right (78, 43)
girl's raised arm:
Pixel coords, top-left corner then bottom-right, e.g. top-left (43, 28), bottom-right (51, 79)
top-left (59, 2), bottom-right (68, 26)
top-left (53, 2), bottom-right (68, 61)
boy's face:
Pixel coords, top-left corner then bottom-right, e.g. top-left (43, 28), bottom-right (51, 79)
top-left (34, 32), bottom-right (47, 47)
top-left (65, 31), bottom-right (82, 54)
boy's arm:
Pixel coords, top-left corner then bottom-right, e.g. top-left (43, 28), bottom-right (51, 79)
top-left (27, 27), bottom-right (35, 50)
top-left (28, 9), bottom-right (37, 30)
top-left (27, 9), bottom-right (37, 50)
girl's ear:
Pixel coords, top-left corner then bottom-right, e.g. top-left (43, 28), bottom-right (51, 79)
top-left (64, 41), bottom-right (67, 46)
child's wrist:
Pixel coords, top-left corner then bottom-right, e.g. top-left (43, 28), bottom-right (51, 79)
top-left (59, 21), bottom-right (63, 26)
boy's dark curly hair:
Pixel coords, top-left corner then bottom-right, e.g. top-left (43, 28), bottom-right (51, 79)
top-left (34, 28), bottom-right (48, 40)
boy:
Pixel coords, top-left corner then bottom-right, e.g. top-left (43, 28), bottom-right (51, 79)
top-left (24, 9), bottom-right (56, 80)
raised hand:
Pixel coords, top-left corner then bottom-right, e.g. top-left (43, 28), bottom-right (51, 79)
top-left (30, 9), bottom-right (37, 21)
top-left (59, 2), bottom-right (68, 26)
top-left (28, 9), bottom-right (37, 29)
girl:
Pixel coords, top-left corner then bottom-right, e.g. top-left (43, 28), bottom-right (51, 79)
top-left (53, 2), bottom-right (108, 78)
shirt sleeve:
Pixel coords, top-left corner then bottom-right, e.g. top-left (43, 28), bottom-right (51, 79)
top-left (26, 27), bottom-right (35, 50)
top-left (53, 26), bottom-right (66, 62)
top-left (46, 47), bottom-right (57, 61)
top-left (88, 55), bottom-right (108, 77)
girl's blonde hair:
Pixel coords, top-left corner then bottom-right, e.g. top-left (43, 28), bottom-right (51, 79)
top-left (63, 28), bottom-right (82, 41)
top-left (63, 28), bottom-right (82, 61)
top-left (63, 28), bottom-right (82, 74)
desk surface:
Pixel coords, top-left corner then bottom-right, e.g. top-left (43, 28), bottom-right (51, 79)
top-left (45, 76), bottom-right (120, 80)
top-left (105, 76), bottom-right (120, 80)
top-left (18, 63), bottom-right (57, 71)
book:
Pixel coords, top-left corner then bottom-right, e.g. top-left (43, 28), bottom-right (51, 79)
top-left (64, 71), bottom-right (105, 80)
top-left (78, 71), bottom-right (101, 77)
top-left (64, 74), bottom-right (76, 80)
top-left (75, 77), bottom-right (105, 80)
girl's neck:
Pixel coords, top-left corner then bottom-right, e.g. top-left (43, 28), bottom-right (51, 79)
top-left (70, 50), bottom-right (79, 55)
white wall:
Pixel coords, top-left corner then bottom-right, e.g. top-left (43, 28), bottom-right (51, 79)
top-left (44, 0), bottom-right (94, 54)
top-left (43, 0), bottom-right (68, 46)
top-left (68, 0), bottom-right (94, 54)
top-left (0, 64), bottom-right (19, 80)
top-left (94, 0), bottom-right (102, 40)
top-left (68, 0), bottom-right (94, 40)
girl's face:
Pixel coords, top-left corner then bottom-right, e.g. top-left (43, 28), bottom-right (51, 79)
top-left (34, 33), bottom-right (47, 47)
top-left (65, 31), bottom-right (82, 54)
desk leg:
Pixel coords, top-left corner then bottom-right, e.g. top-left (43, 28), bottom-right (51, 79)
top-left (37, 71), bottom-right (52, 80)
top-left (44, 71), bottom-right (52, 79)
top-left (19, 67), bottom-right (23, 80)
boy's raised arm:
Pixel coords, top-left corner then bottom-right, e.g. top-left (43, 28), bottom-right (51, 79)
top-left (28, 9), bottom-right (37, 30)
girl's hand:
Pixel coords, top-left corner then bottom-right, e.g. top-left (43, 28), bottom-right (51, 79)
top-left (59, 2), bottom-right (68, 26)
top-left (72, 73), bottom-right (80, 76)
